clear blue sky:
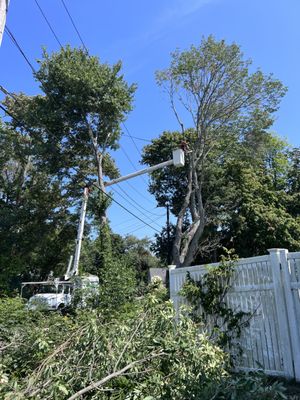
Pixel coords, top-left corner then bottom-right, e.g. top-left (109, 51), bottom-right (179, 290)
top-left (1, 0), bottom-right (299, 240)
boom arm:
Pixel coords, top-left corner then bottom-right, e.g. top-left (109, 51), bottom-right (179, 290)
top-left (65, 149), bottom-right (184, 279)
top-left (66, 187), bottom-right (89, 279)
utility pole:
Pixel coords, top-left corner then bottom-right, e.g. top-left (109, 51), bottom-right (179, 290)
top-left (166, 203), bottom-right (171, 265)
top-left (0, 0), bottom-right (10, 46)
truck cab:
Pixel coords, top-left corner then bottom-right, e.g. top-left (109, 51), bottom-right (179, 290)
top-left (22, 275), bottom-right (99, 311)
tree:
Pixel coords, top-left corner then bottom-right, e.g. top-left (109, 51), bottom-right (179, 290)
top-left (286, 148), bottom-right (300, 217)
top-left (1, 46), bottom-right (136, 287)
top-left (80, 233), bottom-right (160, 291)
top-left (219, 137), bottom-right (300, 256)
top-left (144, 127), bottom-right (300, 261)
top-left (145, 36), bottom-right (286, 267)
top-left (0, 119), bottom-right (76, 291)
top-left (4, 46), bottom-right (136, 226)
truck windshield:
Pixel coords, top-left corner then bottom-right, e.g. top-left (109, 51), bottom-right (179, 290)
top-left (35, 285), bottom-right (62, 294)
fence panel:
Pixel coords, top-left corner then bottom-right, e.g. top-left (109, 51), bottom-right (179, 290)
top-left (169, 249), bottom-right (300, 380)
top-left (286, 252), bottom-right (300, 380)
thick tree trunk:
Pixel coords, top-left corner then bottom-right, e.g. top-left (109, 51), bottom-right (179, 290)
top-left (172, 151), bottom-right (206, 268)
top-left (172, 162), bottom-right (193, 265)
top-left (87, 123), bottom-right (107, 226)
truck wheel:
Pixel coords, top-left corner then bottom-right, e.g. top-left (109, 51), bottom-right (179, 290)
top-left (57, 304), bottom-right (65, 313)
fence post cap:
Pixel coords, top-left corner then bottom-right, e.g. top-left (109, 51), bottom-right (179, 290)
top-left (268, 248), bottom-right (288, 254)
top-left (168, 264), bottom-right (176, 270)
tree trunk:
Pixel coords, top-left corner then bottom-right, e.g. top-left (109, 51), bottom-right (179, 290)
top-left (172, 151), bottom-right (206, 268)
top-left (87, 123), bottom-right (107, 226)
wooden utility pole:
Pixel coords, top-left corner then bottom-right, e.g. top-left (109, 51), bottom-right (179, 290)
top-left (0, 0), bottom-right (9, 46)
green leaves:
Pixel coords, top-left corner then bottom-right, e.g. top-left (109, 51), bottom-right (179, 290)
top-left (180, 249), bottom-right (250, 348)
top-left (0, 292), bottom-right (229, 400)
top-left (0, 46), bottom-right (137, 286)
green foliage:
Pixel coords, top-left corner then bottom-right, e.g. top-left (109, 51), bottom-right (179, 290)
top-left (144, 36), bottom-right (287, 266)
top-left (79, 224), bottom-right (137, 311)
top-left (0, 291), bottom-right (287, 400)
top-left (0, 121), bottom-right (76, 291)
top-left (144, 128), bottom-right (300, 261)
top-left (0, 291), bottom-right (228, 400)
top-left (80, 232), bottom-right (160, 291)
top-left (181, 249), bottom-right (250, 348)
top-left (220, 136), bottom-right (300, 256)
top-left (216, 371), bottom-right (287, 399)
top-left (111, 234), bottom-right (160, 284)
top-left (0, 46), bottom-right (136, 288)
top-left (98, 254), bottom-right (137, 312)
top-left (0, 297), bottom-right (73, 380)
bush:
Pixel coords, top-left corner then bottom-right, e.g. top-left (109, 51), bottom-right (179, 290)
top-left (0, 289), bottom-right (287, 400)
top-left (0, 297), bottom-right (74, 384)
top-left (98, 256), bottom-right (137, 312)
top-left (0, 288), bottom-right (228, 399)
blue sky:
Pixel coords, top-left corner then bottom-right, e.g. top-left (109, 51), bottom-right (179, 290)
top-left (1, 0), bottom-right (299, 240)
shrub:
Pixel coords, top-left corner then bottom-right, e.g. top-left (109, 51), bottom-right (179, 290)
top-left (0, 288), bottom-right (287, 400)
top-left (0, 288), bottom-right (228, 399)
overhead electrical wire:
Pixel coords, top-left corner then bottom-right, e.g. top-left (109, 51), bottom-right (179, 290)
top-left (59, 0), bottom-right (88, 53)
top-left (33, 0), bottom-right (63, 48)
top-left (122, 134), bottom-right (152, 143)
top-left (114, 218), bottom-right (164, 235)
top-left (4, 26), bottom-right (36, 73)
top-left (122, 122), bottom-right (144, 158)
top-left (127, 224), bottom-right (158, 236)
top-left (92, 183), bottom-right (161, 233)
top-left (124, 179), bottom-right (159, 207)
top-left (111, 185), bottom-right (163, 229)
top-left (119, 144), bottom-right (148, 186)
top-left (0, 103), bottom-right (22, 123)
top-left (115, 183), bottom-right (163, 218)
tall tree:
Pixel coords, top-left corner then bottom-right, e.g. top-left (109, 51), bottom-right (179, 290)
top-left (0, 119), bottom-right (75, 291)
top-left (144, 129), bottom-right (300, 262)
top-left (4, 46), bottom-right (136, 225)
top-left (1, 47), bottom-right (136, 288)
top-left (147, 36), bottom-right (286, 267)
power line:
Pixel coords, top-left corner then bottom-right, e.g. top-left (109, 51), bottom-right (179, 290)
top-left (121, 123), bottom-right (151, 187)
top-left (0, 103), bottom-right (25, 127)
top-left (122, 216), bottom-right (164, 235)
top-left (59, 0), bottom-right (88, 53)
top-left (115, 218), bottom-right (156, 233)
top-left (5, 26), bottom-right (36, 74)
top-left (124, 179), bottom-right (157, 207)
top-left (111, 185), bottom-right (162, 228)
top-left (122, 122), bottom-right (143, 157)
top-left (119, 144), bottom-right (149, 186)
top-left (92, 183), bottom-right (161, 233)
top-left (33, 0), bottom-right (63, 48)
top-left (116, 183), bottom-right (163, 218)
top-left (123, 134), bottom-right (152, 143)
top-left (127, 224), bottom-right (157, 236)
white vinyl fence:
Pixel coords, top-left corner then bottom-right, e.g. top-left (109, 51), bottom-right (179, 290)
top-left (169, 249), bottom-right (300, 381)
